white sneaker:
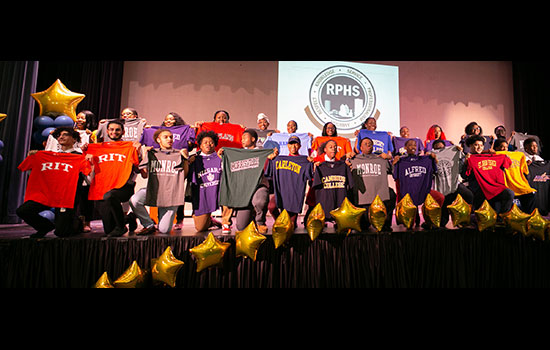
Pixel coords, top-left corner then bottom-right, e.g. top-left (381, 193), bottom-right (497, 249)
top-left (222, 224), bottom-right (231, 234)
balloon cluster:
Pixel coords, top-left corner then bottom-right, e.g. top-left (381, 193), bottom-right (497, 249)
top-left (30, 79), bottom-right (85, 145)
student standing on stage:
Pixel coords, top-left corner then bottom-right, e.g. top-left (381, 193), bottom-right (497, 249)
top-left (17, 128), bottom-right (91, 238)
top-left (129, 129), bottom-right (189, 235)
top-left (188, 131), bottom-right (224, 232)
top-left (462, 135), bottom-right (514, 214)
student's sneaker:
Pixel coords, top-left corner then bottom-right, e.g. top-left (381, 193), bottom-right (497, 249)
top-left (222, 224), bottom-right (231, 234)
top-left (173, 221), bottom-right (183, 230)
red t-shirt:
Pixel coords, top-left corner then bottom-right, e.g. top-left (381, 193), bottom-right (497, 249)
top-left (198, 122), bottom-right (245, 150)
top-left (18, 151), bottom-right (91, 208)
top-left (466, 154), bottom-right (512, 200)
top-left (85, 141), bottom-right (139, 200)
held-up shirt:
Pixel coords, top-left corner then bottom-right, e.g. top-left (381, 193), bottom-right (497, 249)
top-left (349, 153), bottom-right (392, 205)
top-left (96, 118), bottom-right (147, 142)
top-left (527, 161), bottom-right (550, 215)
top-left (18, 151), bottom-right (91, 208)
top-left (140, 149), bottom-right (187, 207)
top-left (431, 146), bottom-right (464, 196)
top-left (311, 136), bottom-right (352, 159)
top-left (465, 153), bottom-right (511, 200)
top-left (85, 141), bottom-right (140, 200)
top-left (265, 155), bottom-right (313, 214)
top-left (197, 122), bottom-right (245, 150)
top-left (393, 155), bottom-right (437, 206)
top-left (392, 137), bottom-right (424, 156)
top-left (189, 153), bottom-right (222, 216)
top-left (495, 151), bottom-right (536, 196)
top-left (139, 125), bottom-right (196, 150)
top-left (355, 129), bottom-right (394, 155)
top-left (312, 160), bottom-right (354, 220)
top-left (265, 132), bottom-right (311, 156)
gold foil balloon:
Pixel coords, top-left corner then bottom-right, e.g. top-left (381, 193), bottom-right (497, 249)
top-left (235, 221), bottom-right (266, 261)
top-left (113, 261), bottom-right (147, 288)
top-left (31, 79), bottom-right (85, 121)
top-left (474, 200), bottom-right (497, 231)
top-left (93, 271), bottom-right (114, 288)
top-left (447, 194), bottom-right (471, 227)
top-left (500, 204), bottom-right (530, 236)
top-left (330, 197), bottom-right (366, 235)
top-left (189, 232), bottom-right (231, 272)
top-left (152, 246), bottom-right (184, 287)
top-left (306, 203), bottom-right (325, 241)
top-left (272, 209), bottom-right (295, 248)
top-left (0, 113), bottom-right (6, 123)
top-left (422, 193), bottom-right (441, 229)
top-left (526, 208), bottom-right (547, 241)
top-left (368, 195), bottom-right (387, 232)
top-left (396, 193), bottom-right (417, 230)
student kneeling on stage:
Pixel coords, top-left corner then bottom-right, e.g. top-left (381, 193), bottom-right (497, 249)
top-left (17, 127), bottom-right (90, 238)
top-left (129, 129), bottom-right (189, 235)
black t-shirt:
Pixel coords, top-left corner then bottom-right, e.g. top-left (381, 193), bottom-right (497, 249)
top-left (312, 160), bottom-right (354, 220)
top-left (527, 160), bottom-right (550, 215)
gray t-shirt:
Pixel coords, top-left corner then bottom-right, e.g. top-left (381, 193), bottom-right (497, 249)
top-left (431, 146), bottom-right (464, 196)
top-left (510, 132), bottom-right (542, 154)
top-left (349, 153), bottom-right (392, 205)
top-left (140, 149), bottom-right (186, 207)
top-left (96, 118), bottom-right (147, 142)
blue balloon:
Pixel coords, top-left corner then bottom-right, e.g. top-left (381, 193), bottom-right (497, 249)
top-left (33, 130), bottom-right (46, 144)
top-left (41, 127), bottom-right (55, 139)
top-left (34, 116), bottom-right (55, 130)
top-left (0, 139), bottom-right (4, 151)
top-left (39, 209), bottom-right (55, 222)
top-left (53, 115), bottom-right (74, 128)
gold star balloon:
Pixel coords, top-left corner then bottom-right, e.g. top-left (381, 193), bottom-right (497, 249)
top-left (0, 113), bottom-right (6, 123)
top-left (152, 246), bottom-right (184, 287)
top-left (500, 204), bottom-right (530, 236)
top-left (113, 261), bottom-right (147, 288)
top-left (235, 221), bottom-right (266, 261)
top-left (396, 193), bottom-right (417, 230)
top-left (330, 197), bottom-right (366, 235)
top-left (93, 271), bottom-right (114, 288)
top-left (306, 203), bottom-right (325, 241)
top-left (368, 195), bottom-right (387, 232)
top-left (272, 209), bottom-right (295, 249)
top-left (526, 208), bottom-right (547, 241)
top-left (474, 200), bottom-right (497, 232)
top-left (31, 79), bottom-right (85, 121)
top-left (447, 194), bottom-right (471, 227)
top-left (422, 193), bottom-right (441, 229)
top-left (189, 232), bottom-right (231, 272)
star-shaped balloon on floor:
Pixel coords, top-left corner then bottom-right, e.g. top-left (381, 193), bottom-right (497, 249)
top-left (189, 233), bottom-right (231, 272)
top-left (151, 246), bottom-right (184, 287)
top-left (0, 113), bottom-right (6, 123)
top-left (113, 261), bottom-right (147, 288)
top-left (31, 79), bottom-right (85, 121)
top-left (474, 200), bottom-right (497, 232)
top-left (500, 204), bottom-right (530, 236)
top-left (526, 208), bottom-right (547, 241)
top-left (330, 197), bottom-right (366, 235)
top-left (447, 194), bottom-right (471, 227)
top-left (368, 195), bottom-right (387, 232)
top-left (235, 221), bottom-right (266, 261)
top-left (396, 193), bottom-right (417, 230)
top-left (306, 203), bottom-right (325, 241)
top-left (272, 209), bottom-right (295, 249)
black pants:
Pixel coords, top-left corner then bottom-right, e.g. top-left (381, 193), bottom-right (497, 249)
top-left (471, 187), bottom-right (515, 214)
top-left (97, 182), bottom-right (135, 234)
top-left (16, 200), bottom-right (82, 237)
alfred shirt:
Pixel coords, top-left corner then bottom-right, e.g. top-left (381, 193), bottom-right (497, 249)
top-left (85, 141), bottom-right (140, 200)
top-left (356, 129), bottom-right (394, 155)
top-left (393, 155), bottom-right (437, 206)
top-left (465, 154), bottom-right (511, 200)
top-left (218, 148), bottom-right (274, 208)
top-left (18, 151), bottom-right (91, 208)
top-left (265, 155), bottom-right (313, 214)
top-left (349, 154), bottom-right (392, 205)
top-left (139, 125), bottom-right (196, 150)
top-left (312, 160), bottom-right (354, 220)
top-left (189, 153), bottom-right (222, 216)
top-left (140, 149), bottom-right (186, 207)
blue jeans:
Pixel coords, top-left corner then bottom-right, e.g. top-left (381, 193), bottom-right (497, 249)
top-left (129, 188), bottom-right (178, 234)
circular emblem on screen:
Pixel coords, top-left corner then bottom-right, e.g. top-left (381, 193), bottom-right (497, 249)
top-left (308, 65), bottom-right (376, 133)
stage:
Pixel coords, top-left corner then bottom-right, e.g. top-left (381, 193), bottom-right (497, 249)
top-left (1, 216), bottom-right (550, 288)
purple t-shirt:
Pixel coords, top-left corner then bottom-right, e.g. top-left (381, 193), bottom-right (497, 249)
top-left (393, 155), bottom-right (437, 206)
top-left (265, 155), bottom-right (313, 214)
top-left (140, 125), bottom-right (196, 150)
top-left (425, 139), bottom-right (453, 152)
top-left (189, 153), bottom-right (222, 216)
top-left (392, 137), bottom-right (424, 156)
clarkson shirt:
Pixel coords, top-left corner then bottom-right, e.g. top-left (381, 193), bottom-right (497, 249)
top-left (218, 148), bottom-right (274, 208)
top-left (85, 141), bottom-right (139, 200)
top-left (496, 151), bottom-right (536, 196)
top-left (349, 154), bottom-right (392, 205)
top-left (140, 149), bottom-right (187, 207)
top-left (465, 154), bottom-right (511, 200)
top-left (197, 122), bottom-right (245, 150)
top-left (311, 136), bottom-right (352, 159)
top-left (355, 129), bottom-right (394, 155)
top-left (393, 155), bottom-right (437, 206)
top-left (312, 160), bottom-right (354, 220)
top-left (265, 155), bottom-right (313, 214)
top-left (18, 151), bottom-right (91, 208)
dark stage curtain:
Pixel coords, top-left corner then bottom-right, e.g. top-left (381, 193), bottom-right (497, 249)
top-left (2, 229), bottom-right (550, 288)
top-left (512, 61), bottom-right (550, 160)
top-left (0, 61), bottom-right (39, 224)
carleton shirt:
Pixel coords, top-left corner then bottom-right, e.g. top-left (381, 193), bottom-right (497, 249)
top-left (85, 141), bottom-right (139, 200)
top-left (18, 151), bottom-right (91, 208)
